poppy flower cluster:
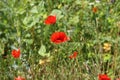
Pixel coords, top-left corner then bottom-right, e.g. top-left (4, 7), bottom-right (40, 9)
top-left (11, 48), bottom-right (20, 58)
top-left (44, 15), bottom-right (56, 25)
top-left (44, 15), bottom-right (70, 44)
top-left (99, 74), bottom-right (111, 80)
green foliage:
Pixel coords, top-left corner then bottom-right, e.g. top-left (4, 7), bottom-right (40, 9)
top-left (0, 0), bottom-right (120, 80)
top-left (38, 44), bottom-right (50, 57)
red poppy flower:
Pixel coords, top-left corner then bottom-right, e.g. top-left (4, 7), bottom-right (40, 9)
top-left (92, 7), bottom-right (98, 13)
top-left (11, 49), bottom-right (20, 58)
top-left (69, 51), bottom-right (78, 59)
top-left (99, 74), bottom-right (111, 80)
top-left (14, 76), bottom-right (25, 80)
top-left (44, 15), bottom-right (56, 25)
top-left (50, 32), bottom-right (69, 44)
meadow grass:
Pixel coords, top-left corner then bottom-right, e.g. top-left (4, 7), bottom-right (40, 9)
top-left (0, 0), bottom-right (120, 80)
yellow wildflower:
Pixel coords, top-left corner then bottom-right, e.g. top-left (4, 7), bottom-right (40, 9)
top-left (103, 43), bottom-right (111, 52)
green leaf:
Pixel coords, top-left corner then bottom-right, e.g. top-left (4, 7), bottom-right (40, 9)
top-left (50, 9), bottom-right (63, 20)
top-left (23, 15), bottom-right (40, 28)
top-left (23, 16), bottom-right (32, 26)
top-left (30, 6), bottom-right (38, 13)
top-left (75, 0), bottom-right (81, 5)
top-left (69, 16), bottom-right (79, 25)
top-left (88, 52), bottom-right (95, 58)
top-left (23, 39), bottom-right (33, 45)
top-left (38, 44), bottom-right (50, 57)
top-left (103, 53), bottom-right (111, 62)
